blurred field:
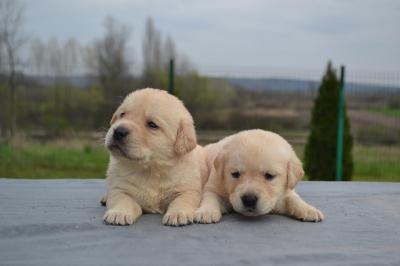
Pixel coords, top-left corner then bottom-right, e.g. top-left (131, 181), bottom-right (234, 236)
top-left (292, 144), bottom-right (400, 182)
top-left (0, 140), bottom-right (108, 179)
top-left (370, 107), bottom-right (400, 118)
top-left (1, 132), bottom-right (399, 181)
top-left (0, 1), bottom-right (399, 183)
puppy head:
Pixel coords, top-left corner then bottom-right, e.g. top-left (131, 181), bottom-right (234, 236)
top-left (105, 88), bottom-right (196, 164)
top-left (214, 130), bottom-right (303, 216)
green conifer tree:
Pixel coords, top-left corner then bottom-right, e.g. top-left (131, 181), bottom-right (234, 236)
top-left (304, 62), bottom-right (353, 181)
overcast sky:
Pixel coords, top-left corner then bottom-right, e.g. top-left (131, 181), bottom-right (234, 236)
top-left (22, 0), bottom-right (400, 77)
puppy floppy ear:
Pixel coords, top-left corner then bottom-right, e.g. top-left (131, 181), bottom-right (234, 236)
top-left (174, 118), bottom-right (197, 155)
top-left (110, 111), bottom-right (118, 126)
top-left (206, 149), bottom-right (228, 197)
top-left (287, 152), bottom-right (304, 189)
top-left (213, 150), bottom-right (226, 176)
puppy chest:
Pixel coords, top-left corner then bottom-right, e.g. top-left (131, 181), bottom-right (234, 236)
top-left (128, 184), bottom-right (166, 213)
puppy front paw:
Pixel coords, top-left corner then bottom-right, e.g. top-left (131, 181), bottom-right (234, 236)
top-left (296, 206), bottom-right (324, 222)
top-left (162, 210), bottom-right (194, 226)
top-left (103, 209), bottom-right (140, 226)
top-left (194, 208), bottom-right (222, 224)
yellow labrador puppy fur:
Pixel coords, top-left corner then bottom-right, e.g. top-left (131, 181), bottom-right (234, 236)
top-left (103, 88), bottom-right (207, 226)
top-left (194, 129), bottom-right (324, 223)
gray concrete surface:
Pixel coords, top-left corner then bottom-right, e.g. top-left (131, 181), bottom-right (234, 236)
top-left (0, 179), bottom-right (399, 266)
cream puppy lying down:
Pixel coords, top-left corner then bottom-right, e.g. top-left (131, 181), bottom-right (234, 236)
top-left (103, 88), bottom-right (207, 226)
top-left (194, 129), bottom-right (324, 223)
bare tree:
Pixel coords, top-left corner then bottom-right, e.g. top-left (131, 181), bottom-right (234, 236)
top-left (94, 17), bottom-right (131, 94)
top-left (153, 32), bottom-right (161, 70)
top-left (83, 44), bottom-right (97, 76)
top-left (47, 38), bottom-right (63, 78)
top-left (0, 35), bottom-right (3, 75)
top-left (0, 0), bottom-right (27, 138)
top-left (63, 38), bottom-right (80, 76)
top-left (176, 53), bottom-right (195, 75)
top-left (142, 17), bottom-right (162, 72)
top-left (0, 35), bottom-right (4, 137)
top-left (29, 38), bottom-right (46, 76)
top-left (163, 35), bottom-right (176, 71)
top-left (85, 16), bottom-right (132, 117)
top-left (30, 37), bottom-right (83, 78)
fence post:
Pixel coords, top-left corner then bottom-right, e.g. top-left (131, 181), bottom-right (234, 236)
top-left (336, 65), bottom-right (345, 181)
top-left (168, 58), bottom-right (174, 95)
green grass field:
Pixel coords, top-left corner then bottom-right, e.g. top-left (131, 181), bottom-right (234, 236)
top-left (370, 107), bottom-right (400, 118)
top-left (293, 144), bottom-right (400, 182)
top-left (0, 141), bottom-right (108, 179)
top-left (0, 139), bottom-right (399, 181)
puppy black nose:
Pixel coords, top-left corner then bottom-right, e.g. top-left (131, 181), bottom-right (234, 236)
top-left (241, 194), bottom-right (258, 208)
top-left (113, 126), bottom-right (129, 141)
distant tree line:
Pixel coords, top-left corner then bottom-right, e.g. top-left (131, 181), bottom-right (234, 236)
top-left (0, 0), bottom-right (237, 138)
top-left (0, 0), bottom-right (26, 138)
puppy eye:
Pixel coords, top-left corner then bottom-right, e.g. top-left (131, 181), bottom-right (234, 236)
top-left (147, 121), bottom-right (159, 129)
top-left (231, 171), bottom-right (240, 178)
top-left (120, 112), bottom-right (126, 118)
top-left (264, 173), bottom-right (275, 181)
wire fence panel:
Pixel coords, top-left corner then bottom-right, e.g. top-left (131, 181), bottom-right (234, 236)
top-left (0, 66), bottom-right (399, 181)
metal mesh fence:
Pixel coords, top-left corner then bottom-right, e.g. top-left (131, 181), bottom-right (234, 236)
top-left (0, 65), bottom-right (399, 180)
top-left (235, 70), bottom-right (399, 143)
top-left (195, 67), bottom-right (400, 181)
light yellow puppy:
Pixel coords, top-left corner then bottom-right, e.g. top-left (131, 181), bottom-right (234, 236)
top-left (194, 129), bottom-right (324, 223)
top-left (103, 88), bottom-right (207, 226)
